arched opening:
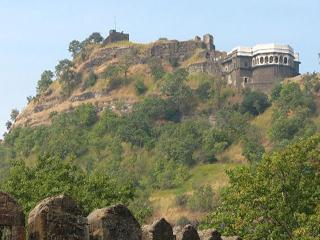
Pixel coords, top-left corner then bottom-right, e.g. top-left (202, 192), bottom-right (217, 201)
top-left (279, 56), bottom-right (283, 63)
top-left (260, 56), bottom-right (264, 64)
top-left (252, 59), bottom-right (255, 65)
top-left (284, 57), bottom-right (288, 64)
top-left (265, 56), bottom-right (269, 63)
top-left (269, 56), bottom-right (274, 63)
top-left (244, 77), bottom-right (248, 84)
top-left (275, 56), bottom-right (279, 63)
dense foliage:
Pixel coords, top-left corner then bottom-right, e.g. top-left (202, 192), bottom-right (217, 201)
top-left (201, 135), bottom-right (320, 239)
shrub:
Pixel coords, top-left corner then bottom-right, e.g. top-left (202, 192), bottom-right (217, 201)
top-left (135, 79), bottom-right (147, 95)
top-left (196, 81), bottom-right (212, 101)
top-left (187, 185), bottom-right (214, 212)
top-left (148, 59), bottom-right (165, 81)
top-left (106, 78), bottom-right (124, 92)
top-left (83, 71), bottom-right (97, 89)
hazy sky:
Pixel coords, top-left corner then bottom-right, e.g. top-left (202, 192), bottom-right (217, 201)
top-left (0, 0), bottom-right (319, 136)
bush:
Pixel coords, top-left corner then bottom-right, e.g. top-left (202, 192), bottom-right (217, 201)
top-left (135, 79), bottom-right (147, 95)
top-left (148, 59), bottom-right (165, 81)
top-left (196, 82), bottom-right (212, 101)
top-left (106, 78), bottom-right (124, 92)
top-left (187, 185), bottom-right (214, 212)
top-left (175, 193), bottom-right (189, 207)
top-left (83, 71), bottom-right (97, 89)
top-left (242, 140), bottom-right (265, 162)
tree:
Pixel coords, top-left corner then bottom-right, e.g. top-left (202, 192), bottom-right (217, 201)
top-left (5, 121), bottom-right (12, 130)
top-left (119, 49), bottom-right (136, 80)
top-left (241, 89), bottom-right (270, 116)
top-left (55, 59), bottom-right (79, 95)
top-left (10, 109), bottom-right (19, 122)
top-left (86, 32), bottom-right (104, 44)
top-left (37, 70), bottom-right (54, 94)
top-left (201, 135), bottom-right (320, 239)
top-left (68, 40), bottom-right (82, 57)
top-left (2, 156), bottom-right (134, 215)
top-left (160, 69), bottom-right (195, 114)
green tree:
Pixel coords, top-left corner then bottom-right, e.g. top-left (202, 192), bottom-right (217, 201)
top-left (37, 70), bottom-right (54, 94)
top-left (160, 69), bottom-right (195, 114)
top-left (10, 109), bottom-right (19, 122)
top-left (86, 32), bottom-right (104, 44)
top-left (241, 89), bottom-right (270, 116)
top-left (201, 135), bottom-right (320, 239)
top-left (55, 59), bottom-right (79, 95)
top-left (68, 40), bottom-right (82, 57)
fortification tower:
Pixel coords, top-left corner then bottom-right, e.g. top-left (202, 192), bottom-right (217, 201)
top-left (222, 43), bottom-right (300, 92)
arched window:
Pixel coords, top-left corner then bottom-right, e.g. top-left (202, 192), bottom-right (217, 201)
top-left (284, 57), bottom-right (288, 64)
top-left (279, 56), bottom-right (283, 63)
top-left (269, 56), bottom-right (274, 63)
top-left (275, 56), bottom-right (279, 63)
top-left (252, 59), bottom-right (255, 65)
top-left (260, 57), bottom-right (264, 64)
top-left (265, 56), bottom-right (269, 63)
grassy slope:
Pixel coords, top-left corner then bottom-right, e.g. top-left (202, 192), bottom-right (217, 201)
top-left (149, 162), bottom-right (242, 223)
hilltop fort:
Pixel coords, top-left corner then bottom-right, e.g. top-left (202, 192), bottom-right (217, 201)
top-left (13, 29), bottom-right (301, 128)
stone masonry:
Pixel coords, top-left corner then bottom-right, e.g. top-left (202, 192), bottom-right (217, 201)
top-left (0, 192), bottom-right (25, 240)
top-left (27, 194), bottom-right (89, 240)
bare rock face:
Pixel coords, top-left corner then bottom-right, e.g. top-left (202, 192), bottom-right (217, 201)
top-left (87, 204), bottom-right (142, 240)
top-left (27, 194), bottom-right (89, 240)
top-left (0, 192), bottom-right (25, 240)
top-left (175, 224), bottom-right (200, 240)
top-left (198, 229), bottom-right (222, 240)
top-left (142, 218), bottom-right (175, 240)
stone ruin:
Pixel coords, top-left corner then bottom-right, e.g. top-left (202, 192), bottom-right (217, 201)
top-left (142, 218), bottom-right (175, 240)
top-left (0, 192), bottom-right (242, 240)
top-left (0, 192), bottom-right (25, 240)
top-left (87, 204), bottom-right (142, 240)
top-left (27, 194), bottom-right (88, 240)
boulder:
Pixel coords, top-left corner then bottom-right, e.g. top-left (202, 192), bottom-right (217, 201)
top-left (27, 194), bottom-right (88, 240)
top-left (142, 218), bottom-right (175, 240)
top-left (198, 229), bottom-right (222, 240)
top-left (175, 224), bottom-right (200, 240)
top-left (87, 204), bottom-right (141, 240)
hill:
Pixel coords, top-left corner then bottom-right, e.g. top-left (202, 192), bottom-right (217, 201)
top-left (1, 30), bottom-right (320, 231)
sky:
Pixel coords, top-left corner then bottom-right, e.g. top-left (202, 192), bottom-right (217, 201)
top-left (0, 0), bottom-right (319, 136)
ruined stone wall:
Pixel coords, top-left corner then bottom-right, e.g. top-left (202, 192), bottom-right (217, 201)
top-left (0, 192), bottom-right (25, 240)
top-left (0, 192), bottom-right (242, 240)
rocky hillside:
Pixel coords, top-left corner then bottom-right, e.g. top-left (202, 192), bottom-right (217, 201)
top-left (14, 35), bottom-right (225, 128)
